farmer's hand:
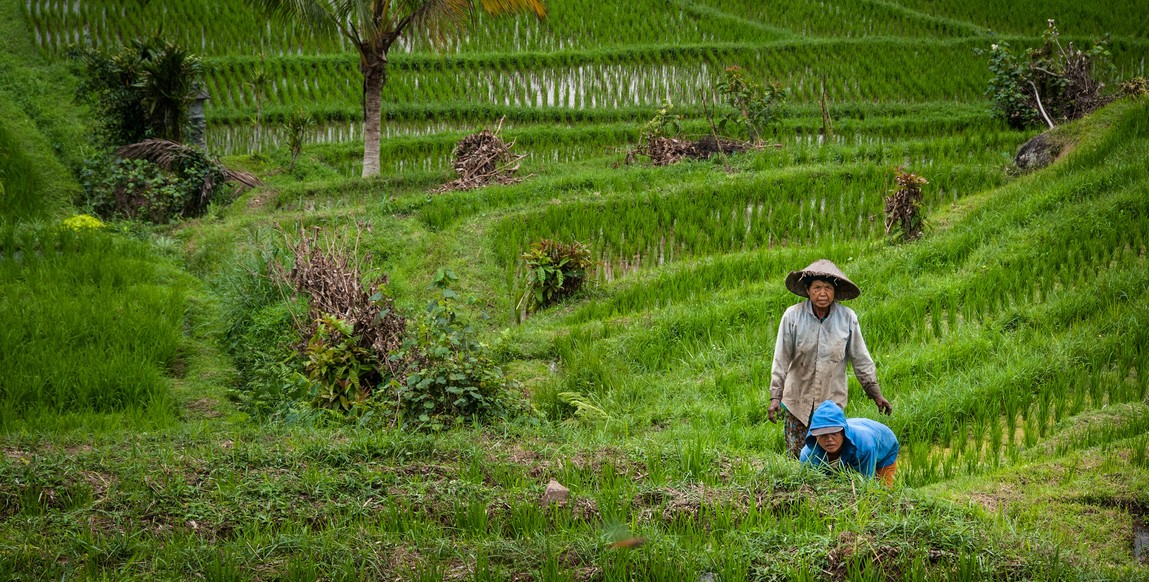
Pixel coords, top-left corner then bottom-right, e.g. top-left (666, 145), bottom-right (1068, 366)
top-left (874, 396), bottom-right (893, 416)
top-left (767, 399), bottom-right (781, 423)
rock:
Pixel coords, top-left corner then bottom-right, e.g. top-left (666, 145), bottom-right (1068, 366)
top-left (1014, 132), bottom-right (1062, 173)
top-left (541, 479), bottom-right (569, 506)
top-left (697, 573), bottom-right (718, 582)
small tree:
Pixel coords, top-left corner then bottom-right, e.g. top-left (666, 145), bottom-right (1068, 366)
top-left (715, 65), bottom-right (787, 143)
top-left (638, 100), bottom-right (683, 146)
top-left (284, 108), bottom-right (316, 173)
top-left (884, 166), bottom-right (928, 242)
top-left (70, 36), bottom-right (204, 147)
top-left (980, 20), bottom-right (1114, 130)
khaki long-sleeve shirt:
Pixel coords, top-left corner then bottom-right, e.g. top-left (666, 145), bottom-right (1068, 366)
top-left (769, 301), bottom-right (882, 423)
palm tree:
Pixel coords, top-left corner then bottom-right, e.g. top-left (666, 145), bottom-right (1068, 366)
top-left (250, 0), bottom-right (547, 178)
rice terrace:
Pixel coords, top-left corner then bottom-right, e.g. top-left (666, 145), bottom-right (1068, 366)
top-left (3, 0), bottom-right (1149, 579)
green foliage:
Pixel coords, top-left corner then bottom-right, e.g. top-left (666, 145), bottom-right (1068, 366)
top-left (0, 95), bottom-right (78, 221)
top-left (639, 101), bottom-right (683, 143)
top-left (517, 239), bottom-right (593, 316)
top-left (715, 65), bottom-right (788, 142)
top-left (979, 21), bottom-right (1115, 129)
top-left (0, 126), bottom-right (42, 221)
top-left (78, 157), bottom-right (183, 223)
top-left (69, 36), bottom-right (205, 147)
top-left (77, 146), bottom-right (230, 223)
top-left (229, 302), bottom-right (307, 420)
top-left (304, 315), bottom-right (381, 412)
top-left (211, 236), bottom-right (309, 420)
top-left (557, 391), bottom-right (611, 427)
top-left (398, 270), bottom-right (515, 428)
top-left (284, 108), bottom-right (315, 174)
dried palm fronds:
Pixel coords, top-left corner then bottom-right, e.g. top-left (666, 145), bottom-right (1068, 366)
top-left (116, 139), bottom-right (261, 188)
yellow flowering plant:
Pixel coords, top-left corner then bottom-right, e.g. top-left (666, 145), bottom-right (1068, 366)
top-left (61, 214), bottom-right (106, 231)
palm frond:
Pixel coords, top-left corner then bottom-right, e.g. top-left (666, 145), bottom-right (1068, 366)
top-left (248, 0), bottom-right (343, 36)
top-left (477, 0), bottom-right (545, 18)
top-left (116, 139), bottom-right (262, 188)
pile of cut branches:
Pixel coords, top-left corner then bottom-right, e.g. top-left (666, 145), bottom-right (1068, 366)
top-left (884, 166), bottom-right (929, 242)
top-left (273, 226), bottom-right (410, 377)
top-left (629, 135), bottom-right (753, 166)
top-left (434, 120), bottom-right (526, 192)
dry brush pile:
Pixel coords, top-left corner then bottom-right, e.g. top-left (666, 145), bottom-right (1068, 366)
top-left (271, 226), bottom-right (512, 424)
top-left (629, 134), bottom-right (753, 166)
top-left (435, 120), bottom-right (527, 193)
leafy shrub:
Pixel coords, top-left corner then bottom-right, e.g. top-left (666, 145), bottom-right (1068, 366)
top-left (397, 271), bottom-right (514, 427)
top-left (517, 239), bottom-right (594, 316)
top-left (273, 230), bottom-right (513, 427)
top-left (304, 315), bottom-right (381, 412)
top-left (979, 21), bottom-right (1114, 130)
top-left (884, 166), bottom-right (928, 242)
top-left (77, 148), bottom-right (230, 223)
top-left (715, 65), bottom-right (788, 142)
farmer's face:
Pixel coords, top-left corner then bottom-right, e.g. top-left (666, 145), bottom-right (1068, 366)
top-left (816, 430), bottom-right (845, 454)
top-left (807, 280), bottom-right (836, 310)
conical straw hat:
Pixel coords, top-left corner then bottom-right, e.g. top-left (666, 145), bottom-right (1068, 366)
top-left (784, 259), bottom-right (861, 301)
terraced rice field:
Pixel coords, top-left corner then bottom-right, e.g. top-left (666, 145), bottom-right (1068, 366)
top-left (4, 0), bottom-right (1149, 578)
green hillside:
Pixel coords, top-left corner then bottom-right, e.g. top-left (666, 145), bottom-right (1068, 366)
top-left (2, 0), bottom-right (1148, 579)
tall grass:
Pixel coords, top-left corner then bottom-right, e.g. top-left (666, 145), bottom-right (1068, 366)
top-left (0, 224), bottom-right (186, 430)
top-left (0, 122), bottom-right (44, 221)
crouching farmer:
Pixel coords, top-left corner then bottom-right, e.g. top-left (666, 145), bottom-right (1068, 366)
top-left (800, 400), bottom-right (899, 486)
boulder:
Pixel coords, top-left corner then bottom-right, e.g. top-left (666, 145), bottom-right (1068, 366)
top-left (1014, 132), bottom-right (1062, 172)
top-left (541, 479), bottom-right (569, 506)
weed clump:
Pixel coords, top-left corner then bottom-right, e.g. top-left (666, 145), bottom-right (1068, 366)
top-left (884, 166), bottom-right (928, 242)
top-left (517, 239), bottom-right (593, 317)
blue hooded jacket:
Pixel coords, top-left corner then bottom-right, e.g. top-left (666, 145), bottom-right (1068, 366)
top-left (799, 400), bottom-right (899, 478)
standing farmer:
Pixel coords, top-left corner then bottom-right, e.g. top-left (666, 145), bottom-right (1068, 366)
top-left (767, 259), bottom-right (891, 459)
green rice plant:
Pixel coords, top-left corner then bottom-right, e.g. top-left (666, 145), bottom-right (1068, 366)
top-left (453, 497), bottom-right (490, 537)
top-left (0, 224), bottom-right (186, 430)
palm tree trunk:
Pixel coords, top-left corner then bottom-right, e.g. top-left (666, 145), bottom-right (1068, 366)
top-left (361, 56), bottom-right (387, 178)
